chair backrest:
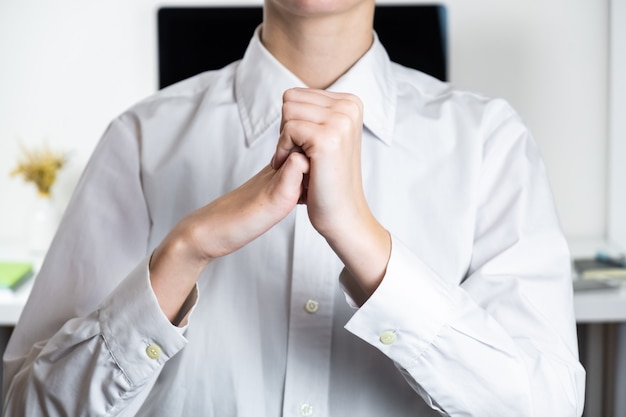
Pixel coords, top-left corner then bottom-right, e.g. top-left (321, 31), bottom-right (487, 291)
top-left (157, 4), bottom-right (447, 89)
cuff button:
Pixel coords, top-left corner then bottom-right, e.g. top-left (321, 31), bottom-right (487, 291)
top-left (146, 343), bottom-right (162, 360)
top-left (379, 330), bottom-right (397, 345)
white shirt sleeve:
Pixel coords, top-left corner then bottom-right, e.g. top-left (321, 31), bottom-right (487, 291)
top-left (3, 258), bottom-right (189, 417)
top-left (2, 115), bottom-right (191, 416)
top-left (345, 106), bottom-right (586, 416)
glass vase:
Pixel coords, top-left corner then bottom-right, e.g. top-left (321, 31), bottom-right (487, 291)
top-left (28, 195), bottom-right (59, 255)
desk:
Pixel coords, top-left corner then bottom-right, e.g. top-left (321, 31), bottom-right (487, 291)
top-left (0, 249), bottom-right (39, 327)
top-left (575, 285), bottom-right (626, 323)
top-left (573, 287), bottom-right (626, 417)
top-left (0, 280), bottom-right (33, 327)
top-left (0, 243), bottom-right (42, 326)
top-left (0, 243), bottom-right (42, 397)
top-left (569, 239), bottom-right (626, 417)
top-left (570, 238), bottom-right (626, 323)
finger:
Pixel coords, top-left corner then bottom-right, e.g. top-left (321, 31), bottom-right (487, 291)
top-left (280, 100), bottom-right (332, 131)
top-left (283, 88), bottom-right (336, 106)
top-left (282, 89), bottom-right (363, 134)
top-left (284, 88), bottom-right (363, 113)
top-left (279, 150), bottom-right (310, 178)
top-left (274, 151), bottom-right (310, 205)
top-left (272, 119), bottom-right (319, 169)
top-left (284, 87), bottom-right (354, 104)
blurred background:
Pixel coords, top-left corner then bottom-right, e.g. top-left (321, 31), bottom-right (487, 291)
top-left (0, 0), bottom-right (613, 248)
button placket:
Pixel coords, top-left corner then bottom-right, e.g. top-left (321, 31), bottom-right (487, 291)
top-left (282, 206), bottom-right (336, 417)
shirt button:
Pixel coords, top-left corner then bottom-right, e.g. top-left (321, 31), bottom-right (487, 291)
top-left (304, 299), bottom-right (319, 314)
top-left (146, 343), bottom-right (162, 360)
top-left (300, 403), bottom-right (314, 416)
top-left (379, 330), bottom-right (397, 345)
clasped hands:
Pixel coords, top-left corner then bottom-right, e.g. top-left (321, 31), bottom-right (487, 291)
top-left (150, 88), bottom-right (390, 321)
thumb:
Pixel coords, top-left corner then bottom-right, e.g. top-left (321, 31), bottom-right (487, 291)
top-left (271, 151), bottom-right (310, 207)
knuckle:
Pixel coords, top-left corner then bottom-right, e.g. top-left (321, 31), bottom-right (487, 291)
top-left (335, 97), bottom-right (362, 119)
top-left (332, 111), bottom-right (351, 125)
top-left (347, 96), bottom-right (364, 115)
top-left (282, 88), bottom-right (299, 102)
top-left (330, 112), bottom-right (357, 134)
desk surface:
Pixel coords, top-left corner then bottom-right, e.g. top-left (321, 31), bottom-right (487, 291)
top-left (0, 243), bottom-right (42, 326)
top-left (0, 281), bottom-right (33, 326)
top-left (569, 238), bottom-right (626, 323)
top-left (574, 285), bottom-right (626, 323)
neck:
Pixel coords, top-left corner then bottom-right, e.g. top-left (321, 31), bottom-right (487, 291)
top-left (261, 2), bottom-right (375, 89)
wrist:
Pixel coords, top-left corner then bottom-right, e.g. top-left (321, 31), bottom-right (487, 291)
top-left (149, 225), bottom-right (209, 323)
top-left (152, 220), bottom-right (213, 271)
top-left (326, 213), bottom-right (391, 299)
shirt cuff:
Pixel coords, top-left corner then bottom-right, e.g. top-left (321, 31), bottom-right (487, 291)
top-left (344, 235), bottom-right (457, 369)
top-left (97, 256), bottom-right (191, 385)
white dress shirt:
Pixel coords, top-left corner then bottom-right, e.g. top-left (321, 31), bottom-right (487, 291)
top-left (3, 28), bottom-right (585, 416)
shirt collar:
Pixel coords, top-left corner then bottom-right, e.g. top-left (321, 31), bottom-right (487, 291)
top-left (235, 26), bottom-right (397, 147)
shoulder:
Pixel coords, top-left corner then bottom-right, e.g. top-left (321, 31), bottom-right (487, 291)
top-left (152, 61), bottom-right (238, 101)
top-left (391, 62), bottom-right (520, 131)
top-left (117, 61), bottom-right (240, 127)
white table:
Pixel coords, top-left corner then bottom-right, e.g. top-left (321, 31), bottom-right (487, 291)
top-left (0, 280), bottom-right (33, 326)
top-left (574, 285), bottom-right (626, 323)
top-left (0, 242), bottom-right (42, 326)
top-left (570, 283), bottom-right (626, 417)
top-left (569, 239), bottom-right (626, 417)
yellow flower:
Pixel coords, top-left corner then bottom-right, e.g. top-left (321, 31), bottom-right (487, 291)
top-left (10, 144), bottom-right (66, 197)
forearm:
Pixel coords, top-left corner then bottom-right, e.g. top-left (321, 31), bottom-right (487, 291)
top-left (326, 212), bottom-right (391, 305)
top-left (149, 224), bottom-right (207, 325)
top-left (149, 160), bottom-right (308, 324)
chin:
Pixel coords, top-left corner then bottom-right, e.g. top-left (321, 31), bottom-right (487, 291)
top-left (266, 0), bottom-right (371, 18)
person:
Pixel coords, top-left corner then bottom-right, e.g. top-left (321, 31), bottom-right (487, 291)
top-left (2, 0), bottom-right (586, 415)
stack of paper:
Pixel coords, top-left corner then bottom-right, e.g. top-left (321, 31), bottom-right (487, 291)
top-left (574, 258), bottom-right (626, 280)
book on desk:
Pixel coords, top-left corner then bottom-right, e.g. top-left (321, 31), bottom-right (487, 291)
top-left (0, 261), bottom-right (34, 291)
top-left (573, 254), bottom-right (626, 292)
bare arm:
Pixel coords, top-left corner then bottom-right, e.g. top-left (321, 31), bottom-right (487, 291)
top-left (149, 153), bottom-right (311, 323)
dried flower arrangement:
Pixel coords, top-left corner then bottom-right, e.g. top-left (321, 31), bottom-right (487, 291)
top-left (11, 144), bottom-right (66, 198)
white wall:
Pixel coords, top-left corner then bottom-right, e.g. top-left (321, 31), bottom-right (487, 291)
top-left (0, 0), bottom-right (609, 246)
top-left (609, 0), bottom-right (626, 250)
